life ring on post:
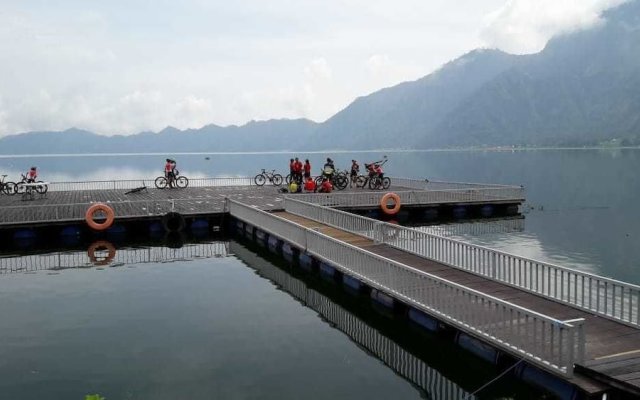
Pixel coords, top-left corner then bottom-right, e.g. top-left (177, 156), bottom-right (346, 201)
top-left (85, 203), bottom-right (115, 231)
top-left (87, 240), bottom-right (116, 266)
top-left (380, 192), bottom-right (401, 215)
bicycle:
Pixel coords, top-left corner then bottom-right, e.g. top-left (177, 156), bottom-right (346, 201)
top-left (15, 174), bottom-right (48, 195)
top-left (314, 169), bottom-right (349, 191)
top-left (0, 174), bottom-right (17, 195)
top-left (155, 169), bottom-right (189, 189)
top-left (254, 169), bottom-right (283, 186)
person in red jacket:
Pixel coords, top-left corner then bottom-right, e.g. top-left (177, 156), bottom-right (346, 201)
top-left (318, 177), bottom-right (333, 193)
top-left (303, 159), bottom-right (311, 179)
top-left (304, 176), bottom-right (316, 192)
top-left (26, 166), bottom-right (38, 183)
top-left (293, 157), bottom-right (303, 183)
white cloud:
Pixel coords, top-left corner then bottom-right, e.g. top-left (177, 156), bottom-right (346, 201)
top-left (0, 0), bottom-right (628, 137)
top-left (481, 0), bottom-right (629, 54)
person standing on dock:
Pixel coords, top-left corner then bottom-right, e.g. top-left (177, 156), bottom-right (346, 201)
top-left (289, 158), bottom-right (295, 179)
top-left (165, 159), bottom-right (175, 188)
top-left (293, 157), bottom-right (303, 183)
top-left (350, 160), bottom-right (359, 188)
top-left (303, 159), bottom-right (311, 180)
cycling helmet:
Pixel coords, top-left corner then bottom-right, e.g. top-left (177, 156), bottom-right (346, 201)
top-left (31, 166), bottom-right (37, 170)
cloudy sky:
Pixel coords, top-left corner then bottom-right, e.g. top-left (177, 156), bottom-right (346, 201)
top-left (0, 0), bottom-right (627, 137)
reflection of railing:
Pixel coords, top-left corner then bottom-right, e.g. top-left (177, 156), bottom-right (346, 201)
top-left (45, 177), bottom-right (254, 192)
top-left (229, 199), bottom-right (583, 377)
top-left (231, 242), bottom-right (476, 400)
top-left (284, 198), bottom-right (640, 329)
top-left (0, 242), bottom-right (230, 274)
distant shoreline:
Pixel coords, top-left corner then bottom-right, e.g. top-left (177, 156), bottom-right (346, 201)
top-left (0, 146), bottom-right (639, 158)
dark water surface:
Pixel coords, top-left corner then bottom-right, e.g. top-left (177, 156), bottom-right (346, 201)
top-left (0, 149), bottom-right (638, 398)
top-left (0, 239), bottom-right (544, 400)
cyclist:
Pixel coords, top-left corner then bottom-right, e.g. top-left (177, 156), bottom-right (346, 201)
top-left (322, 158), bottom-right (335, 181)
top-left (289, 158), bottom-right (295, 178)
top-left (318, 177), bottom-right (333, 193)
top-left (350, 160), bottom-right (359, 187)
top-left (374, 163), bottom-right (384, 179)
top-left (303, 159), bottom-right (312, 179)
top-left (165, 159), bottom-right (175, 188)
top-left (304, 176), bottom-right (316, 192)
top-left (26, 166), bottom-right (38, 183)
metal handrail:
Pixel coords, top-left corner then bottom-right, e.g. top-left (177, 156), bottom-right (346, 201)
top-left (229, 198), bottom-right (584, 377)
top-left (284, 198), bottom-right (640, 328)
top-left (292, 187), bottom-right (525, 207)
top-left (44, 176), bottom-right (254, 191)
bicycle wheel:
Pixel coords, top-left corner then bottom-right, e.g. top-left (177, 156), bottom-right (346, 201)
top-left (285, 174), bottom-right (293, 184)
top-left (35, 181), bottom-right (48, 194)
top-left (382, 177), bottom-right (391, 190)
top-left (334, 175), bottom-right (348, 190)
top-left (2, 182), bottom-right (15, 195)
top-left (254, 174), bottom-right (266, 186)
top-left (16, 183), bottom-right (26, 194)
top-left (272, 174), bottom-right (283, 186)
top-left (176, 176), bottom-right (189, 188)
top-left (368, 176), bottom-right (381, 190)
top-left (356, 176), bottom-right (367, 188)
top-left (314, 176), bottom-right (323, 187)
top-left (155, 176), bottom-right (168, 189)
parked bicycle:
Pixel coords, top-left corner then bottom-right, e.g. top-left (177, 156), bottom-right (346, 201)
top-left (254, 169), bottom-right (283, 186)
top-left (15, 173), bottom-right (48, 194)
top-left (0, 174), bottom-right (17, 195)
top-left (155, 169), bottom-right (189, 189)
top-left (314, 169), bottom-right (348, 191)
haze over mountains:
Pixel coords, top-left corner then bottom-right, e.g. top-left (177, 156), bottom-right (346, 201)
top-left (2, 0), bottom-right (639, 154)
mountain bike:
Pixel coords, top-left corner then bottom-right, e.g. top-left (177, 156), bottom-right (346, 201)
top-left (155, 170), bottom-right (189, 189)
top-left (15, 174), bottom-right (48, 194)
top-left (314, 169), bottom-right (348, 191)
top-left (0, 175), bottom-right (17, 195)
top-left (254, 169), bottom-right (283, 186)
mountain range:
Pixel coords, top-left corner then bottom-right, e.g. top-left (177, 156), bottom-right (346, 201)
top-left (1, 0), bottom-right (639, 154)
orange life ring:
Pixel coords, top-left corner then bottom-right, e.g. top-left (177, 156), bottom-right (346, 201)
top-left (87, 240), bottom-right (116, 266)
top-left (85, 203), bottom-right (115, 231)
top-left (380, 192), bottom-right (401, 215)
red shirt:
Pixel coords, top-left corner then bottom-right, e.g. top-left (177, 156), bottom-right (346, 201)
top-left (165, 162), bottom-right (172, 173)
top-left (289, 161), bottom-right (295, 171)
top-left (304, 162), bottom-right (311, 173)
top-left (320, 180), bottom-right (333, 193)
top-left (294, 161), bottom-right (303, 173)
top-left (28, 170), bottom-right (37, 179)
top-left (304, 179), bottom-right (316, 191)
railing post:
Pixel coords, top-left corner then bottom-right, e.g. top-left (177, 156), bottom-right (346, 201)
top-left (374, 222), bottom-right (384, 244)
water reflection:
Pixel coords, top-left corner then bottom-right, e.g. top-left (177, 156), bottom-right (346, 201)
top-left (0, 241), bottom-right (230, 274)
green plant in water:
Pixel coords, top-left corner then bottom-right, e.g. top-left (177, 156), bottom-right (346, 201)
top-left (85, 395), bottom-right (105, 400)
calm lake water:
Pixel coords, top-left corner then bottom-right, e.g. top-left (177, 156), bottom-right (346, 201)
top-left (1, 149), bottom-right (638, 399)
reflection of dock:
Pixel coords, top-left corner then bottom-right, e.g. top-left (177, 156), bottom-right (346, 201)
top-left (0, 242), bottom-right (230, 274)
top-left (230, 241), bottom-right (476, 400)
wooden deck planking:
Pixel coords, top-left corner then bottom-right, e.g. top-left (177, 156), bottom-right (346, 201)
top-left (273, 211), bottom-right (640, 391)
